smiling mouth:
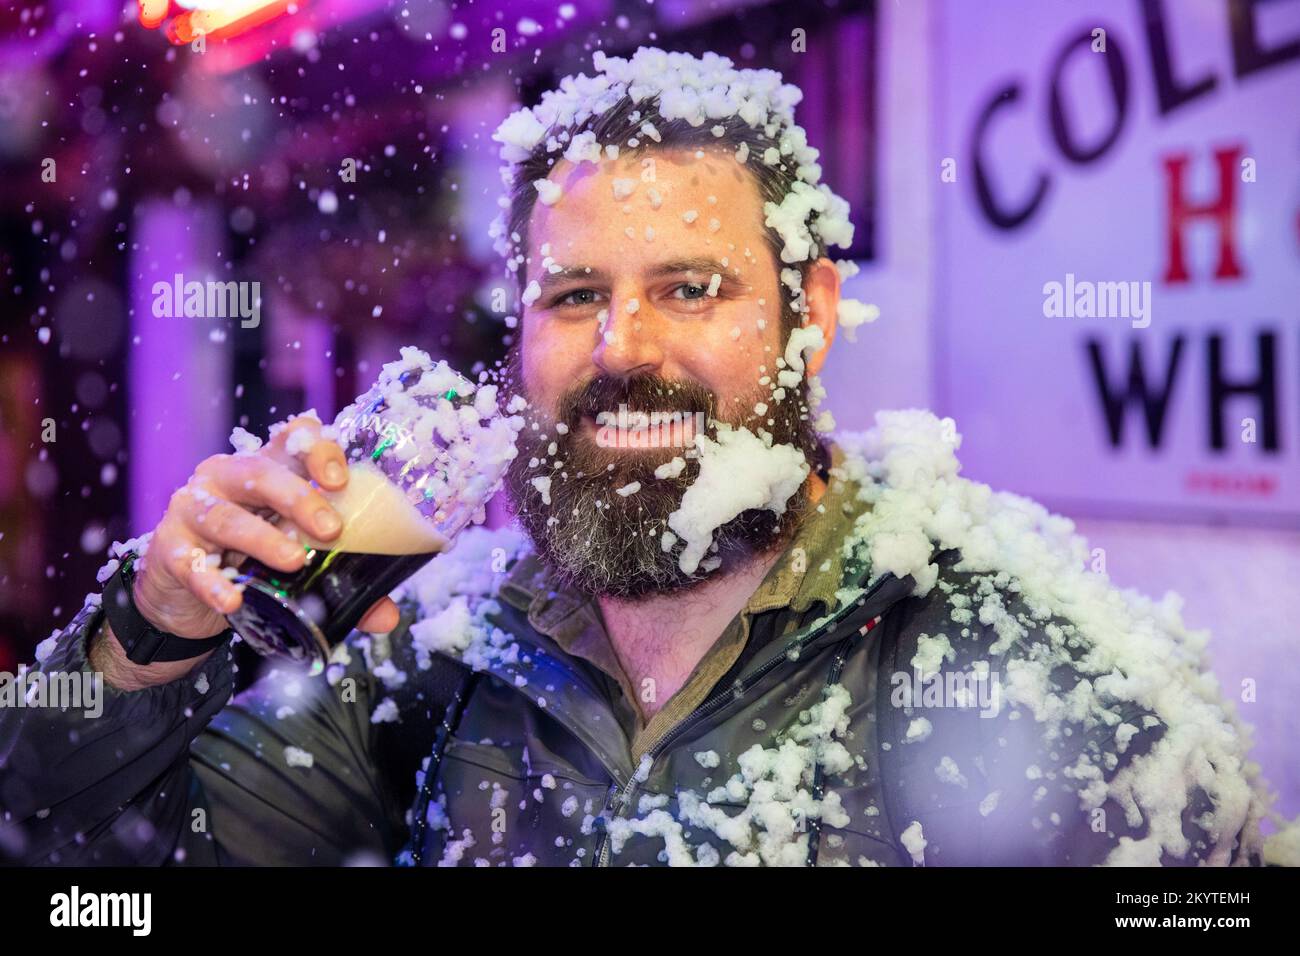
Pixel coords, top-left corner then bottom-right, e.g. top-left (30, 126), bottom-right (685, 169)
top-left (581, 409), bottom-right (703, 449)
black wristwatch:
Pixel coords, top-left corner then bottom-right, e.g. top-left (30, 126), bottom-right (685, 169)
top-left (102, 552), bottom-right (233, 665)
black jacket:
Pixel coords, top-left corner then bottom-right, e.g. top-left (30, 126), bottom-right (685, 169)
top-left (0, 542), bottom-right (1263, 867)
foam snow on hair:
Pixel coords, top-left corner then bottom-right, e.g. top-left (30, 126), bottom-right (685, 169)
top-left (488, 46), bottom-right (876, 325)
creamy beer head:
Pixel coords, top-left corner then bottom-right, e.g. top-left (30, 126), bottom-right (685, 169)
top-left (291, 460), bottom-right (450, 555)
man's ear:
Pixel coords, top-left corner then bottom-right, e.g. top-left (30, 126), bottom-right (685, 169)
top-left (800, 257), bottom-right (841, 377)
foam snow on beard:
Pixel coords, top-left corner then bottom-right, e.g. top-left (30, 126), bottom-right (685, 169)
top-left (666, 424), bottom-right (809, 575)
top-left (487, 46), bottom-right (877, 330)
top-left (779, 324), bottom-right (836, 434)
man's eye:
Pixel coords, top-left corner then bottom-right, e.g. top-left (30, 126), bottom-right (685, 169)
top-left (673, 282), bottom-right (709, 300)
top-left (555, 289), bottom-right (602, 307)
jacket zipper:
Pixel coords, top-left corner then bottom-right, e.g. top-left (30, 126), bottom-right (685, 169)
top-left (592, 781), bottom-right (622, 867)
top-left (593, 576), bottom-right (891, 866)
top-left (804, 639), bottom-right (854, 867)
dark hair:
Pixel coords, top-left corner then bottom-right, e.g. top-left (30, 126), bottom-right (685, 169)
top-left (504, 93), bottom-right (821, 332)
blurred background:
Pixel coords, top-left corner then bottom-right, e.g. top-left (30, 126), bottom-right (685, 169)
top-left (0, 0), bottom-right (1296, 825)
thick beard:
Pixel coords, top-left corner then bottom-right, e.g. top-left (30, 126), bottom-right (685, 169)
top-left (500, 346), bottom-right (825, 600)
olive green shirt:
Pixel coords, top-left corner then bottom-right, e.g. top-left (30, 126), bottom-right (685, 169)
top-left (501, 445), bottom-right (864, 762)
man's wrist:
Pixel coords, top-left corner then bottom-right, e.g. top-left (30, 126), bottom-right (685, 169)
top-left (102, 553), bottom-right (231, 664)
top-left (90, 616), bottom-right (215, 691)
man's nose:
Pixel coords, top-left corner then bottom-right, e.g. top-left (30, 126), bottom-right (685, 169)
top-left (592, 293), bottom-right (664, 378)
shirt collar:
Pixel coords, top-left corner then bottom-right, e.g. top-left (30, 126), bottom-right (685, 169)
top-left (748, 442), bottom-right (862, 618)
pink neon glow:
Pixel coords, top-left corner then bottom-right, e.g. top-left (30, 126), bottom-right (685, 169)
top-left (135, 0), bottom-right (303, 45)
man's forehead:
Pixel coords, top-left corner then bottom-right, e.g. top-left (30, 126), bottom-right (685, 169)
top-left (525, 147), bottom-right (766, 267)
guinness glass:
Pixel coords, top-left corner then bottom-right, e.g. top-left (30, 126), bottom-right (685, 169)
top-left (225, 350), bottom-right (521, 669)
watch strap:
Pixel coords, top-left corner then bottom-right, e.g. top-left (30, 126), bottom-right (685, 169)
top-left (103, 553), bottom-right (233, 665)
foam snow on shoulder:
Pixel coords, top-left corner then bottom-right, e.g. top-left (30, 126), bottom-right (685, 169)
top-left (284, 746), bottom-right (314, 769)
top-left (667, 424), bottom-right (808, 575)
top-left (609, 683), bottom-right (856, 865)
top-left (387, 525), bottom-right (531, 677)
top-left (900, 821), bottom-right (927, 865)
top-left (834, 408), bottom-right (1272, 865)
top-left (1263, 816), bottom-right (1300, 866)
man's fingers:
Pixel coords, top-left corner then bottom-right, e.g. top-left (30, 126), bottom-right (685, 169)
top-left (181, 499), bottom-right (306, 572)
top-left (305, 436), bottom-right (348, 491)
top-left (263, 415), bottom-right (348, 491)
top-left (191, 457), bottom-right (342, 543)
top-left (266, 415), bottom-right (323, 457)
top-left (182, 562), bottom-right (244, 617)
top-left (151, 534), bottom-right (243, 617)
top-left (358, 597), bottom-right (400, 634)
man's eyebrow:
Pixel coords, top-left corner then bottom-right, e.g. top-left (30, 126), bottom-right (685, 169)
top-left (532, 257), bottom-right (745, 298)
top-left (535, 266), bottom-right (609, 296)
top-left (647, 257), bottom-right (736, 279)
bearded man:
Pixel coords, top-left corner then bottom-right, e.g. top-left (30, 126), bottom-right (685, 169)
top-left (0, 49), bottom-right (1269, 868)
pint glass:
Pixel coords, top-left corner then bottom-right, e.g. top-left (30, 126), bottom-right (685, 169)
top-left (225, 349), bottom-right (521, 668)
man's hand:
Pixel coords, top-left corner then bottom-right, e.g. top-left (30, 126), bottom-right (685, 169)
top-left (93, 416), bottom-right (400, 689)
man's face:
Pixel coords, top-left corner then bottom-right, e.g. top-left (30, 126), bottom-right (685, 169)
top-left (504, 146), bottom-right (820, 598)
top-left (520, 147), bottom-right (788, 450)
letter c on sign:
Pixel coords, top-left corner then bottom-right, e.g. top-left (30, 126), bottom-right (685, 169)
top-left (970, 83), bottom-right (1050, 230)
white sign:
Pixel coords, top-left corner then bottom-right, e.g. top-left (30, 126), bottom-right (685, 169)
top-left (936, 0), bottom-right (1300, 524)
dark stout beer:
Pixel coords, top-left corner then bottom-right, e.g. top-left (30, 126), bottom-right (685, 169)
top-left (228, 459), bottom-right (450, 665)
top-left (233, 549), bottom-right (440, 656)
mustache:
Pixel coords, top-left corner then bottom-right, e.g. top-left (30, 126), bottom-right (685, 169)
top-left (555, 373), bottom-right (718, 429)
